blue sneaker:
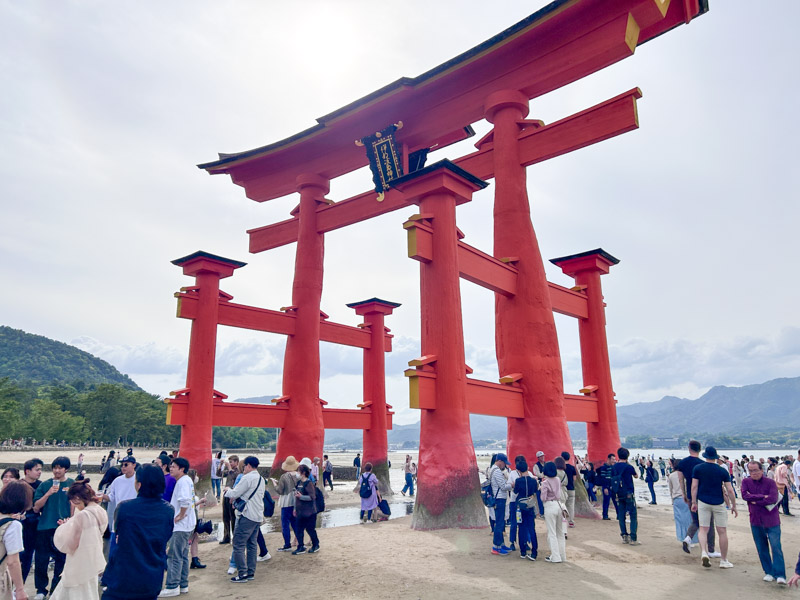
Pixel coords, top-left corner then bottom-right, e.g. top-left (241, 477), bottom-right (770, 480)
top-left (491, 546), bottom-right (510, 555)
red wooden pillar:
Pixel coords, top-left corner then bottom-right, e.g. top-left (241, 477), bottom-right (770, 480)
top-left (347, 298), bottom-right (400, 494)
top-left (395, 160), bottom-right (488, 530)
top-left (484, 90), bottom-right (572, 463)
top-left (273, 174), bottom-right (329, 473)
top-left (551, 249), bottom-right (621, 465)
top-left (171, 251), bottom-right (245, 477)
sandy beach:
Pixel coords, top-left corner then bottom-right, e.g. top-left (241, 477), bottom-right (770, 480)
top-left (3, 448), bottom-right (798, 599)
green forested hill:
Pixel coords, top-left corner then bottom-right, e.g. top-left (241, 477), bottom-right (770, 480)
top-left (0, 326), bottom-right (141, 390)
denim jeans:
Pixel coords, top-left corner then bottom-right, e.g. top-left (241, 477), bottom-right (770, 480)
top-left (508, 501), bottom-right (517, 544)
top-left (647, 481), bottom-right (657, 503)
top-left (232, 516), bottom-right (260, 578)
top-left (585, 481), bottom-right (597, 502)
top-left (164, 530), bottom-right (192, 590)
top-left (602, 486), bottom-right (618, 518)
top-left (535, 490), bottom-right (544, 515)
top-left (617, 493), bottom-right (638, 541)
top-left (280, 506), bottom-right (298, 548)
top-left (492, 499), bottom-right (507, 547)
top-left (211, 478), bottom-right (221, 498)
top-left (402, 473), bottom-right (415, 495)
top-left (751, 525), bottom-right (785, 579)
top-left (517, 508), bottom-right (537, 558)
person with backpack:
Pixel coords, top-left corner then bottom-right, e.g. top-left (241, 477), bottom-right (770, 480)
top-left (512, 458), bottom-right (538, 561)
top-left (292, 464), bottom-right (320, 554)
top-left (0, 481), bottom-right (30, 600)
top-left (646, 460), bottom-right (659, 505)
top-left (322, 455), bottom-right (334, 492)
top-left (275, 456), bottom-right (300, 552)
top-left (612, 447), bottom-right (640, 546)
top-left (357, 463), bottom-right (380, 523)
top-left (488, 453), bottom-right (513, 555)
top-left (595, 454), bottom-right (618, 520)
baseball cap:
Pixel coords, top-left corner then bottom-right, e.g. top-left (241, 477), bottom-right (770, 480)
top-left (120, 456), bottom-right (137, 464)
top-left (536, 451), bottom-right (545, 457)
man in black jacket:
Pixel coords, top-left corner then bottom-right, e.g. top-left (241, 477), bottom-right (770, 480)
top-left (595, 454), bottom-right (618, 520)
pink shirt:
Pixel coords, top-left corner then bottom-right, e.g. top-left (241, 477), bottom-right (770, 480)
top-left (776, 464), bottom-right (790, 486)
top-left (541, 477), bottom-right (562, 502)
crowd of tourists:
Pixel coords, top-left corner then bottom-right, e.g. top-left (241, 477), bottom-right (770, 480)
top-left (480, 442), bottom-right (800, 587)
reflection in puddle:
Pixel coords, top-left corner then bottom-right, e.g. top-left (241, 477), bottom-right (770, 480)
top-left (260, 500), bottom-right (415, 532)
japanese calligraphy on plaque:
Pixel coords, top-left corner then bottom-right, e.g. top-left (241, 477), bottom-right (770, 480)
top-left (357, 122), bottom-right (404, 201)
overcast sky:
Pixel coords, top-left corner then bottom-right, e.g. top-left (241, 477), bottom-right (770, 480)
top-left (2, 1), bottom-right (798, 426)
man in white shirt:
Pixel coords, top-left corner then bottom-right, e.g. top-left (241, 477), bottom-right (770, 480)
top-left (792, 451), bottom-right (800, 493)
top-left (159, 457), bottom-right (196, 598)
top-left (102, 455), bottom-right (138, 557)
top-left (225, 456), bottom-right (265, 583)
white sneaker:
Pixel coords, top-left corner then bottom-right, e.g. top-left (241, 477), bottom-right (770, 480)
top-left (257, 552), bottom-right (271, 562)
top-left (708, 551), bottom-right (722, 558)
top-left (719, 560), bottom-right (734, 569)
top-left (701, 552), bottom-right (710, 568)
top-left (777, 577), bottom-right (787, 584)
top-left (34, 594), bottom-right (46, 600)
top-left (227, 567), bottom-right (236, 575)
top-left (180, 587), bottom-right (189, 594)
top-left (763, 574), bottom-right (775, 582)
top-left (158, 589), bottom-right (180, 598)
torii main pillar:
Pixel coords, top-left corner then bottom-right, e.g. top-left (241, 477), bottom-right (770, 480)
top-left (272, 174), bottom-right (329, 472)
top-left (552, 249), bottom-right (621, 464)
top-left (394, 160), bottom-right (489, 530)
top-left (347, 298), bottom-right (400, 495)
top-left (485, 90), bottom-right (572, 463)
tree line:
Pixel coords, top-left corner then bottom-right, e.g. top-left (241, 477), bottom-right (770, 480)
top-left (0, 378), bottom-right (277, 449)
top-left (625, 431), bottom-right (800, 450)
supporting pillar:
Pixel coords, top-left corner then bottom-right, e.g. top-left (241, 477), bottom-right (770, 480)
top-left (484, 90), bottom-right (572, 463)
top-left (551, 249), bottom-right (621, 465)
top-left (394, 160), bottom-right (488, 530)
top-left (171, 251), bottom-right (246, 478)
top-left (347, 298), bottom-right (401, 495)
top-left (273, 174), bottom-right (329, 474)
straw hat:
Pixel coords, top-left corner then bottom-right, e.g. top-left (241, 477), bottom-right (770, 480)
top-left (281, 455), bottom-right (300, 471)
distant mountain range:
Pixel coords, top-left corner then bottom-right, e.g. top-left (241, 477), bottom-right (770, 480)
top-left (0, 326), bottom-right (141, 390)
top-left (276, 376), bottom-right (800, 445)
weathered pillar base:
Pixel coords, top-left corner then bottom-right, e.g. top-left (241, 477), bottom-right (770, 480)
top-left (411, 471), bottom-right (488, 530)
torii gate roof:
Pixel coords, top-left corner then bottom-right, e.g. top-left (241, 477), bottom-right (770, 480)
top-left (198, 0), bottom-right (708, 202)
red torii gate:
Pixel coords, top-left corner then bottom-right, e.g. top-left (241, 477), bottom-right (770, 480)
top-left (172, 0), bottom-right (708, 528)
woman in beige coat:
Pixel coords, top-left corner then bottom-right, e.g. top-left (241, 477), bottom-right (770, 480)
top-left (50, 480), bottom-right (108, 600)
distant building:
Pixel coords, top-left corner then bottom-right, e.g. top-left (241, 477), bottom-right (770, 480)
top-left (652, 437), bottom-right (680, 449)
top-left (756, 441), bottom-right (772, 449)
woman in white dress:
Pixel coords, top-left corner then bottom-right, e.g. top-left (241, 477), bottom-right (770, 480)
top-left (50, 480), bottom-right (108, 600)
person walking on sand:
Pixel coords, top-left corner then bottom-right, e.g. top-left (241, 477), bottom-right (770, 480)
top-left (668, 458), bottom-right (695, 547)
top-left (353, 454), bottom-right (361, 479)
top-left (532, 451), bottom-right (546, 516)
top-left (401, 455), bottom-right (415, 497)
top-left (690, 446), bottom-right (737, 569)
top-left (560, 452), bottom-right (578, 528)
top-left (218, 455), bottom-right (240, 545)
top-left (775, 459), bottom-right (793, 517)
top-left (612, 447), bottom-right (640, 546)
top-left (677, 440), bottom-right (717, 557)
top-left (276, 456), bottom-right (300, 552)
top-left (20, 458), bottom-right (43, 583)
top-left (741, 460), bottom-right (786, 584)
top-left (50, 480), bottom-right (108, 600)
top-left (322, 455), bottom-right (334, 492)
top-left (100, 455), bottom-right (137, 558)
top-left (541, 462), bottom-right (566, 563)
top-left (357, 463), bottom-right (380, 523)
top-left (646, 460), bottom-right (658, 505)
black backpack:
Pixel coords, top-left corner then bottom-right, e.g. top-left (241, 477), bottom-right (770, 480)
top-left (609, 469), bottom-right (623, 497)
top-left (359, 474), bottom-right (372, 498)
top-left (263, 485), bottom-right (275, 518)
